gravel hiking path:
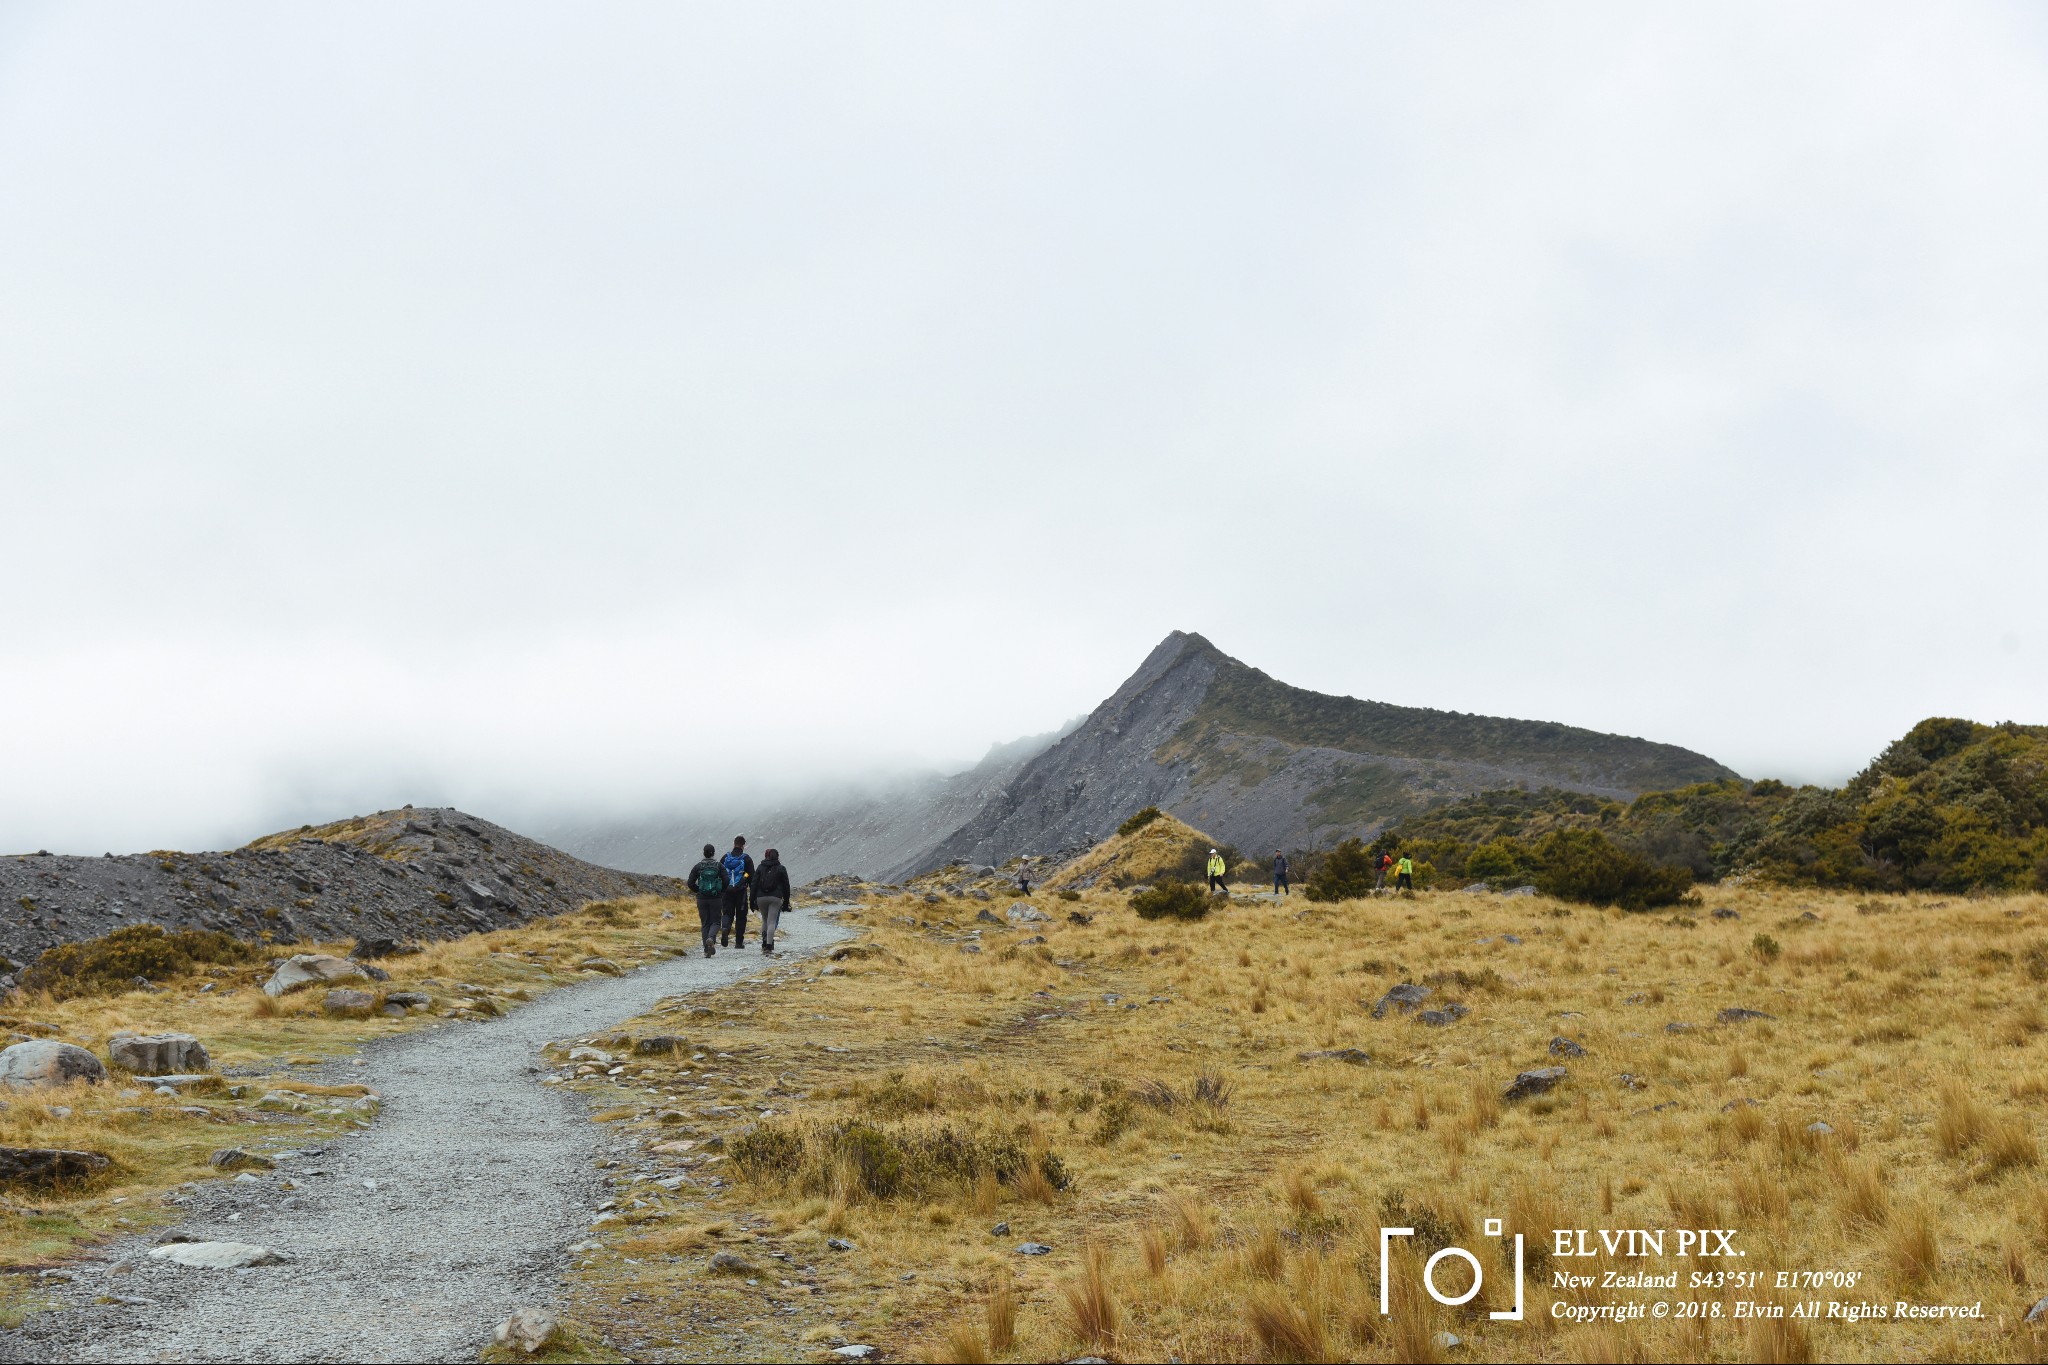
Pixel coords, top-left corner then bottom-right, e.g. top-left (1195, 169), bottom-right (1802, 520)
top-left (1, 910), bottom-right (856, 1364)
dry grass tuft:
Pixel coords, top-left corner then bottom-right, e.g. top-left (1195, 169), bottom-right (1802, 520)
top-left (1057, 1244), bottom-right (1118, 1348)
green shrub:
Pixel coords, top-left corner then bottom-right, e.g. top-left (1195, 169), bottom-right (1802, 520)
top-left (1130, 882), bottom-right (1210, 921)
top-left (1304, 838), bottom-right (1378, 902)
top-left (1530, 829), bottom-right (1694, 910)
top-left (1752, 933), bottom-right (1782, 962)
top-left (1462, 839), bottom-right (1523, 883)
top-left (23, 924), bottom-right (256, 1000)
top-left (1117, 806), bottom-right (1164, 838)
top-left (1056, 890), bottom-right (1082, 902)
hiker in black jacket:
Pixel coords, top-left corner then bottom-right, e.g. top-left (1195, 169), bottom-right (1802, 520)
top-left (719, 836), bottom-right (756, 948)
top-left (687, 843), bottom-right (725, 956)
top-left (754, 848), bottom-right (793, 954)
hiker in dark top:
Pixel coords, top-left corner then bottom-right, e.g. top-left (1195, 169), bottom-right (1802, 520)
top-left (1273, 851), bottom-right (1290, 897)
top-left (753, 848), bottom-right (792, 954)
top-left (687, 843), bottom-right (725, 956)
top-left (719, 835), bottom-right (756, 948)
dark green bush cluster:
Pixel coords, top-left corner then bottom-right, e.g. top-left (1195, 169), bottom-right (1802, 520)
top-left (1116, 806), bottom-right (1164, 838)
top-left (1303, 839), bottom-right (1378, 901)
top-left (730, 1118), bottom-right (1069, 1199)
top-left (24, 923), bottom-right (255, 1000)
top-left (1529, 830), bottom-right (1695, 910)
top-left (1130, 881), bottom-right (1210, 920)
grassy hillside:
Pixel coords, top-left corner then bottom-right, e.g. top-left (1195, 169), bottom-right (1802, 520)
top-left (1363, 718), bottom-right (2048, 897)
top-left (1041, 810), bottom-right (1237, 892)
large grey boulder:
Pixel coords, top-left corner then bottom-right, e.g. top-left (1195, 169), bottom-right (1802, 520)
top-left (1005, 902), bottom-right (1050, 924)
top-left (108, 1031), bottom-right (209, 1076)
top-left (263, 954), bottom-right (367, 997)
top-left (494, 1308), bottom-right (561, 1354)
top-left (0, 1146), bottom-right (110, 1186)
top-left (0, 1041), bottom-right (106, 1090)
top-left (323, 989), bottom-right (377, 1016)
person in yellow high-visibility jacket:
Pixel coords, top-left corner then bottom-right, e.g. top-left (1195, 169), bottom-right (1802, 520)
top-left (1206, 849), bottom-right (1227, 894)
top-left (1395, 855), bottom-right (1415, 892)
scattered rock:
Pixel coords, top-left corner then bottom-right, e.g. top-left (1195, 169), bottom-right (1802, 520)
top-left (633, 1036), bottom-right (687, 1057)
top-left (262, 954), bottom-right (366, 998)
top-left (567, 1047), bottom-right (613, 1064)
top-left (1461, 883), bottom-right (1491, 894)
top-left (1066, 912), bottom-right (1092, 925)
top-left (0, 1041), bottom-right (106, 1091)
top-left (0, 1146), bottom-right (109, 1187)
top-left (2027, 1295), bottom-right (2048, 1324)
top-left (108, 1031), bottom-right (210, 1077)
top-left (831, 1349), bottom-right (876, 1362)
top-left (990, 1222), bottom-right (1009, 1236)
top-left (827, 1238), bottom-right (855, 1251)
top-left (323, 988), bottom-right (377, 1016)
top-left (1807, 1121), bottom-right (1834, 1136)
top-left (1549, 1037), bottom-right (1587, 1058)
top-left (1503, 1067), bottom-right (1567, 1101)
top-left (578, 958), bottom-right (624, 976)
top-left (1015, 1242), bottom-right (1053, 1255)
top-left (208, 1148), bottom-right (275, 1172)
top-left (1717, 1008), bottom-right (1776, 1024)
top-left (1502, 934), bottom-right (1522, 944)
top-left (1617, 1073), bottom-right (1647, 1090)
top-left (1006, 902), bottom-right (1050, 924)
top-left (1416, 1004), bottom-right (1469, 1028)
top-left (958, 944), bottom-right (982, 954)
top-left (1800, 911), bottom-right (1820, 922)
top-left (1298, 1048), bottom-right (1372, 1065)
top-left (1664, 1022), bottom-right (1696, 1034)
top-left (493, 1307), bottom-right (560, 1355)
top-left (384, 991), bottom-right (432, 1011)
top-left (1711, 907), bottom-right (1740, 920)
top-left (707, 1251), bottom-right (758, 1275)
top-left (1501, 885), bottom-right (1537, 897)
top-left (1370, 983), bottom-right (1431, 1019)
top-left (147, 1241), bottom-right (290, 1269)
top-left (1722, 1098), bottom-right (1758, 1112)
top-left (975, 909), bottom-right (1003, 925)
top-left (1434, 1332), bottom-right (1464, 1351)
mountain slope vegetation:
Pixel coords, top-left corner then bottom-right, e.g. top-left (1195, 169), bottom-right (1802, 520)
top-left (1356, 718), bottom-right (2048, 896)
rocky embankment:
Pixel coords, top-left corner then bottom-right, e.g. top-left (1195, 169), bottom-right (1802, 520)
top-left (0, 807), bottom-right (680, 973)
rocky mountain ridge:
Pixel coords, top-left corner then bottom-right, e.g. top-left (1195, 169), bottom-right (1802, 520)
top-left (908, 632), bottom-right (1737, 874)
top-left (0, 807), bottom-right (679, 969)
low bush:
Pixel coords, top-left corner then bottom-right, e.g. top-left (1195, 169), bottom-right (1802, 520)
top-left (1303, 839), bottom-right (1378, 901)
top-left (1130, 882), bottom-right (1210, 921)
top-left (1117, 806), bottom-right (1164, 838)
top-left (23, 923), bottom-right (256, 1000)
top-left (1531, 829), bottom-right (1695, 910)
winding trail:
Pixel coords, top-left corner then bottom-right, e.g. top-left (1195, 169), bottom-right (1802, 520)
top-left (2, 912), bottom-right (854, 1363)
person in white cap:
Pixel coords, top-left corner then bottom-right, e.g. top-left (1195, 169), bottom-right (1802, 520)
top-left (1206, 848), bottom-right (1227, 894)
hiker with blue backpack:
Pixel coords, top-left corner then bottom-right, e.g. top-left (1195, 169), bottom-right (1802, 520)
top-left (688, 843), bottom-right (726, 955)
top-left (719, 836), bottom-right (756, 948)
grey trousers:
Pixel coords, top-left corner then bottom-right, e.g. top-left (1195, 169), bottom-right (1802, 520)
top-left (756, 896), bottom-right (785, 949)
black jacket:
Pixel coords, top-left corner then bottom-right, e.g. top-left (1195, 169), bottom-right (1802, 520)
top-left (688, 858), bottom-right (725, 902)
top-left (721, 850), bottom-right (756, 903)
top-left (754, 858), bottom-right (792, 904)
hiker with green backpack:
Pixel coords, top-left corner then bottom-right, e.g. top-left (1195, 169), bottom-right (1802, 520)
top-left (688, 843), bottom-right (727, 955)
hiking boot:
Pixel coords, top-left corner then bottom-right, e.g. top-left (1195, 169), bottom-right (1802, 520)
top-left (704, 944), bottom-right (716, 957)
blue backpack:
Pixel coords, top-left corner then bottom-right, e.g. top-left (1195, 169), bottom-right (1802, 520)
top-left (721, 852), bottom-right (747, 889)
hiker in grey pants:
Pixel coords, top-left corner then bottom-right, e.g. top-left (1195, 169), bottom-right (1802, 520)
top-left (753, 847), bottom-right (793, 953)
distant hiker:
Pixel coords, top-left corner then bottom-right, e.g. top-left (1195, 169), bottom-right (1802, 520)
top-left (1207, 848), bottom-right (1227, 894)
top-left (1017, 861), bottom-right (1032, 896)
top-left (1374, 852), bottom-right (1392, 892)
top-left (753, 848), bottom-right (792, 954)
top-left (1272, 852), bottom-right (1289, 896)
top-left (1395, 854), bottom-right (1414, 892)
top-left (688, 843), bottom-right (725, 955)
top-left (720, 836), bottom-right (756, 948)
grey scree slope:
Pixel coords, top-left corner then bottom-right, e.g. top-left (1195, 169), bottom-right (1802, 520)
top-left (1, 912), bottom-right (855, 1364)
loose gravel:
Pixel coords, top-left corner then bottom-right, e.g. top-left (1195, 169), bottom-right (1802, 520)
top-left (0, 912), bottom-right (854, 1363)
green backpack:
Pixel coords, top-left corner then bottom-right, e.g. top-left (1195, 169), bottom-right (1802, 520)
top-left (694, 862), bottom-right (726, 896)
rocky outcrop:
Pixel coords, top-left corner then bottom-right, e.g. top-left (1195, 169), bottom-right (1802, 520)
top-left (0, 1041), bottom-right (106, 1090)
top-left (108, 1031), bottom-right (209, 1076)
top-left (264, 954), bottom-right (367, 997)
top-left (0, 1146), bottom-right (110, 1186)
top-left (0, 807), bottom-right (681, 970)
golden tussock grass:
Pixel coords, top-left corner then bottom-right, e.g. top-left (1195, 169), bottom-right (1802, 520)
top-left (514, 882), bottom-right (2048, 1362)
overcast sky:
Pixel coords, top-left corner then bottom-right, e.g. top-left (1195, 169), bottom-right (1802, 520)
top-left (4, 3), bottom-right (2045, 854)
